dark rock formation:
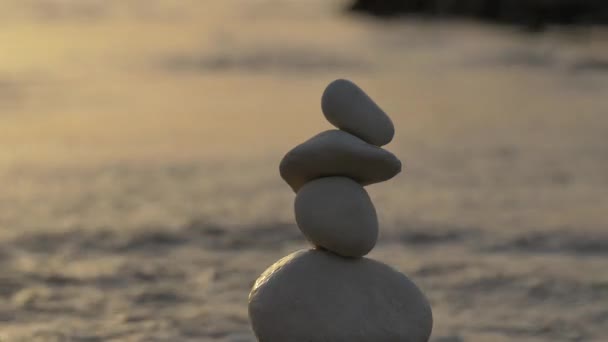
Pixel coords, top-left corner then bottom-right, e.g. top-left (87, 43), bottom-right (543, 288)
top-left (349, 0), bottom-right (608, 30)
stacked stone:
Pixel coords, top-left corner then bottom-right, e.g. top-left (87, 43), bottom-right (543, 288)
top-left (248, 79), bottom-right (433, 342)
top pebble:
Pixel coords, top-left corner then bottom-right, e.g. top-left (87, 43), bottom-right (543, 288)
top-left (321, 79), bottom-right (395, 146)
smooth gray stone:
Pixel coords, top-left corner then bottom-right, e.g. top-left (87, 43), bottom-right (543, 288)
top-left (322, 79), bottom-right (395, 146)
top-left (295, 177), bottom-right (377, 257)
top-left (249, 249), bottom-right (433, 342)
top-left (279, 130), bottom-right (401, 192)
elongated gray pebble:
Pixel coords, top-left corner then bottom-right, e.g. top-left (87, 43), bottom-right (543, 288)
top-left (279, 130), bottom-right (401, 192)
top-left (249, 249), bottom-right (433, 342)
top-left (295, 177), bottom-right (377, 257)
top-left (322, 79), bottom-right (395, 146)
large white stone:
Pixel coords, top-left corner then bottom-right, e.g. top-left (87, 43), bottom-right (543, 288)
top-left (249, 249), bottom-right (433, 342)
top-left (295, 177), bottom-right (377, 257)
top-left (279, 130), bottom-right (401, 192)
top-left (322, 79), bottom-right (395, 146)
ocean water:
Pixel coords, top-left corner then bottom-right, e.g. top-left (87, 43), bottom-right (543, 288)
top-left (0, 0), bottom-right (607, 341)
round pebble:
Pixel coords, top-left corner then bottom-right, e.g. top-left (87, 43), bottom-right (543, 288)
top-left (279, 130), bottom-right (401, 192)
top-left (249, 249), bottom-right (433, 342)
top-left (322, 79), bottom-right (395, 146)
top-left (295, 177), bottom-right (377, 257)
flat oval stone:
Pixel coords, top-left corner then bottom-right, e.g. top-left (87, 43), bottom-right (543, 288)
top-left (322, 79), bottom-right (395, 146)
top-left (249, 249), bottom-right (433, 342)
top-left (295, 177), bottom-right (377, 257)
top-left (279, 130), bottom-right (401, 192)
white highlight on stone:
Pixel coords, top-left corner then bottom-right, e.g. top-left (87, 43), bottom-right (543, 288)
top-left (249, 249), bottom-right (433, 342)
top-left (295, 177), bottom-right (378, 257)
top-left (279, 130), bottom-right (401, 192)
top-left (322, 79), bottom-right (395, 146)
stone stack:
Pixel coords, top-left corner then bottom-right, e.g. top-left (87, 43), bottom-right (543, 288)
top-left (248, 79), bottom-right (433, 342)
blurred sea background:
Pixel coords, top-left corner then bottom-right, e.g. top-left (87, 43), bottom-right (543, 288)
top-left (0, 0), bottom-right (607, 341)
